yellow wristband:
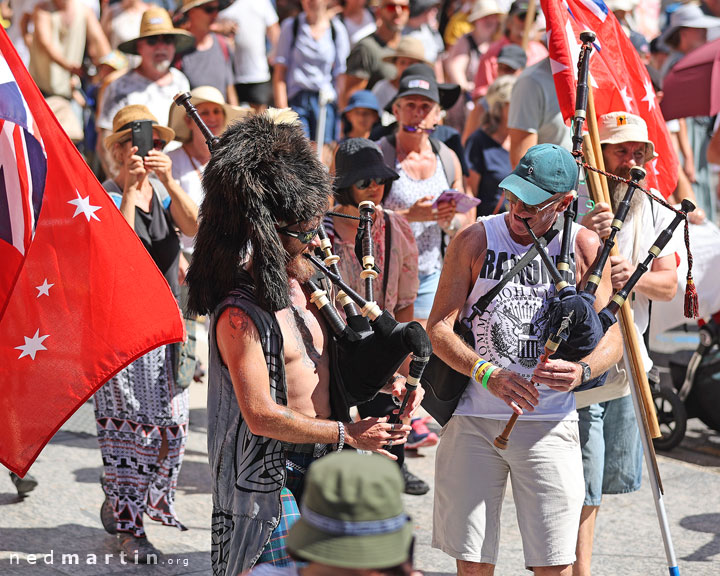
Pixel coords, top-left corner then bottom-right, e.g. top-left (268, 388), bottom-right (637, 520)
top-left (474, 362), bottom-right (493, 383)
top-left (471, 358), bottom-right (488, 382)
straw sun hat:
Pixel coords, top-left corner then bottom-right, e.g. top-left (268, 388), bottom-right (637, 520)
top-left (104, 104), bottom-right (175, 150)
top-left (168, 86), bottom-right (252, 142)
top-left (118, 7), bottom-right (195, 56)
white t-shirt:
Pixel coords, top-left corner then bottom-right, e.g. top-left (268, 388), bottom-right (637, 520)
top-left (220, 0), bottom-right (278, 84)
top-left (575, 191), bottom-right (681, 408)
top-left (168, 146), bottom-right (205, 252)
top-left (341, 9), bottom-right (376, 47)
top-left (98, 68), bottom-right (190, 131)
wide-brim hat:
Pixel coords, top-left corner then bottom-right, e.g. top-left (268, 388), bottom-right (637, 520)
top-left (499, 143), bottom-right (577, 205)
top-left (118, 7), bottom-right (195, 56)
top-left (468, 0), bottom-right (504, 22)
top-left (179, 0), bottom-right (234, 13)
top-left (334, 138), bottom-right (399, 189)
top-left (659, 3), bottom-right (720, 47)
top-left (169, 86), bottom-right (252, 142)
top-left (382, 35), bottom-right (430, 65)
top-left (104, 104), bottom-right (175, 149)
top-left (286, 452), bottom-right (413, 570)
top-left (597, 111), bottom-right (657, 164)
top-left (390, 62), bottom-right (461, 111)
top-left (342, 90), bottom-right (381, 116)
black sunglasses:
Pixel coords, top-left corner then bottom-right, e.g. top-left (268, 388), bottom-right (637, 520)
top-left (202, 4), bottom-right (220, 13)
top-left (145, 35), bottom-right (175, 46)
top-left (278, 223), bottom-right (321, 244)
top-left (355, 177), bottom-right (388, 190)
top-left (152, 138), bottom-right (167, 151)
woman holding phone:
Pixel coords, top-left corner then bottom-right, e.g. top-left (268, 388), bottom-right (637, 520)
top-left (380, 64), bottom-right (472, 325)
top-left (93, 104), bottom-right (198, 561)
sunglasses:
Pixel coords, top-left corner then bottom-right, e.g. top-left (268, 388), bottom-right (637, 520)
top-left (152, 138), bottom-right (167, 150)
top-left (355, 178), bottom-right (388, 190)
top-left (384, 2), bottom-right (410, 13)
top-left (144, 35), bottom-right (175, 46)
top-left (505, 190), bottom-right (563, 215)
top-left (278, 222), bottom-right (321, 244)
top-left (202, 4), bottom-right (220, 13)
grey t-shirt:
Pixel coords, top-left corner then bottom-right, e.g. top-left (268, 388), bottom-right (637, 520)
top-left (179, 34), bottom-right (234, 100)
top-left (507, 58), bottom-right (572, 150)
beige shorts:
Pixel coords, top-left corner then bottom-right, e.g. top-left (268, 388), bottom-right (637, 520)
top-left (432, 415), bottom-right (584, 568)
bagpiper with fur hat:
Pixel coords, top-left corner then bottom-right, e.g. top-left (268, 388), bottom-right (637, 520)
top-left (185, 109), bottom-right (422, 575)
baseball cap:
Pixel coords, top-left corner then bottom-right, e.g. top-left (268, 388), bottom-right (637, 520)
top-left (499, 144), bottom-right (577, 205)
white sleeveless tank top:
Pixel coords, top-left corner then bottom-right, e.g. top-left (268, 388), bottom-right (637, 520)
top-left (454, 213), bottom-right (582, 421)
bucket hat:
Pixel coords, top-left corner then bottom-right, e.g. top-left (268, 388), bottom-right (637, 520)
top-left (468, 0), bottom-right (504, 22)
top-left (499, 143), bottom-right (577, 205)
top-left (168, 86), bottom-right (252, 142)
top-left (497, 43), bottom-right (527, 70)
top-left (104, 104), bottom-right (175, 149)
top-left (659, 3), bottom-right (720, 47)
top-left (391, 63), bottom-right (461, 111)
top-left (597, 111), bottom-right (657, 164)
top-left (179, 0), bottom-right (232, 14)
top-left (286, 452), bottom-right (413, 569)
top-left (382, 35), bottom-right (430, 66)
top-left (342, 90), bottom-right (381, 116)
top-left (118, 7), bottom-right (195, 56)
top-left (334, 138), bottom-right (399, 190)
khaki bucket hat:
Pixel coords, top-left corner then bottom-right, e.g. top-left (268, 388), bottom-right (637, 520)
top-left (382, 36), bottom-right (430, 66)
top-left (598, 111), bottom-right (657, 164)
top-left (104, 104), bottom-right (175, 150)
top-left (168, 86), bottom-right (252, 142)
top-left (118, 7), bottom-right (195, 56)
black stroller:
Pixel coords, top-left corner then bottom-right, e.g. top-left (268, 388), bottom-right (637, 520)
top-left (651, 314), bottom-right (720, 450)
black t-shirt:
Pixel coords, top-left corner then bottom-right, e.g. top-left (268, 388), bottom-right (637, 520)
top-left (465, 128), bottom-right (511, 216)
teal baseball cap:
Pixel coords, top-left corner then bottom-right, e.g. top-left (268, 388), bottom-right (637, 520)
top-left (499, 144), bottom-right (577, 205)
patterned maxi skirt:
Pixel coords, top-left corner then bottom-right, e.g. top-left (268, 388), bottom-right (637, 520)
top-left (93, 345), bottom-right (190, 537)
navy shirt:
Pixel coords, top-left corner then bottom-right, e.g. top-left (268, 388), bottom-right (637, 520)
top-left (465, 129), bottom-right (511, 216)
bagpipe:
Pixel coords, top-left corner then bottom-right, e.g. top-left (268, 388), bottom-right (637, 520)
top-left (492, 32), bottom-right (696, 449)
top-left (174, 93), bottom-right (431, 420)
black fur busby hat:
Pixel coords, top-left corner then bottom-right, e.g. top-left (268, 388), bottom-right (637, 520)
top-left (186, 109), bottom-right (331, 315)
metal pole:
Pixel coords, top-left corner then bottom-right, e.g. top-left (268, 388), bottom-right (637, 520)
top-left (623, 348), bottom-right (680, 576)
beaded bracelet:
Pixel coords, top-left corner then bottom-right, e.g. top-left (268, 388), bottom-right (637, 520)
top-left (481, 364), bottom-right (499, 389)
top-left (471, 358), bottom-right (488, 382)
top-left (336, 421), bottom-right (345, 452)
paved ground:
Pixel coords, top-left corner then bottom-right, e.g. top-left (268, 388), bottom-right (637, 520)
top-left (2, 327), bottom-right (720, 575)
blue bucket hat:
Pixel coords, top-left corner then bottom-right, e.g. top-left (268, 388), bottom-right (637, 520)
top-left (342, 90), bottom-right (380, 116)
top-left (499, 144), bottom-right (577, 205)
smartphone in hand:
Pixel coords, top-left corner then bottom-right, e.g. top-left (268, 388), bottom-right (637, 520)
top-left (131, 120), bottom-right (154, 158)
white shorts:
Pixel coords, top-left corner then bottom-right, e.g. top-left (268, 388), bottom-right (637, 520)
top-left (432, 415), bottom-right (584, 568)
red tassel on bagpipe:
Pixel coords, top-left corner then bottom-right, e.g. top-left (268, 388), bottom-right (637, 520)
top-left (683, 218), bottom-right (699, 319)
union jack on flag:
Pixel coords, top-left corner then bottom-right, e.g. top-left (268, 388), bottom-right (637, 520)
top-left (0, 60), bottom-right (48, 306)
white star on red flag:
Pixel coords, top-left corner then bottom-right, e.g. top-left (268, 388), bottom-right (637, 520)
top-left (68, 190), bottom-right (101, 222)
top-left (641, 78), bottom-right (657, 112)
top-left (15, 329), bottom-right (49, 360)
top-left (35, 279), bottom-right (53, 298)
top-left (619, 86), bottom-right (634, 112)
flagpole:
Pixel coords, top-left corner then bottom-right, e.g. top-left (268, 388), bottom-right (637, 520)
top-left (521, 0), bottom-right (537, 51)
top-left (585, 88), bottom-right (681, 576)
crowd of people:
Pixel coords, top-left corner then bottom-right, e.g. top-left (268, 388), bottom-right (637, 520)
top-left (5, 0), bottom-right (720, 574)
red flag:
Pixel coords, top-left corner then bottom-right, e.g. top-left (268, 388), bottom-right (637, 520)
top-left (0, 29), bottom-right (184, 476)
top-left (540, 0), bottom-right (679, 198)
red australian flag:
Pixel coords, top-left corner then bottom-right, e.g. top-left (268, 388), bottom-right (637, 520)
top-left (540, 0), bottom-right (679, 198)
top-left (0, 29), bottom-right (184, 476)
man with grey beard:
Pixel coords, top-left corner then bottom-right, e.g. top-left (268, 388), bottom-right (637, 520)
top-left (97, 7), bottom-right (194, 174)
top-left (572, 112), bottom-right (680, 576)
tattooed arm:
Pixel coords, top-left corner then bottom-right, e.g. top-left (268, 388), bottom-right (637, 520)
top-left (216, 307), bottom-right (410, 459)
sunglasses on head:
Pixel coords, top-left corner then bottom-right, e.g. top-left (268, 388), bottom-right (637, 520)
top-left (278, 222), bottom-right (321, 244)
top-left (355, 177), bottom-right (388, 190)
top-left (202, 4), bottom-right (220, 13)
top-left (145, 34), bottom-right (175, 46)
top-left (384, 2), bottom-right (410, 13)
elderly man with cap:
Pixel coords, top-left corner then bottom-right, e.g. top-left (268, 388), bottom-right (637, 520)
top-left (185, 109), bottom-right (421, 576)
top-left (427, 143), bottom-right (622, 576)
top-left (242, 451), bottom-right (420, 576)
top-left (174, 0), bottom-right (238, 105)
top-left (97, 7), bottom-right (194, 172)
top-left (572, 112), bottom-right (679, 576)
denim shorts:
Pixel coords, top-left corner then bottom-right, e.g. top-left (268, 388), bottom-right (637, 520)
top-left (578, 394), bottom-right (643, 506)
top-left (414, 270), bottom-right (442, 319)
